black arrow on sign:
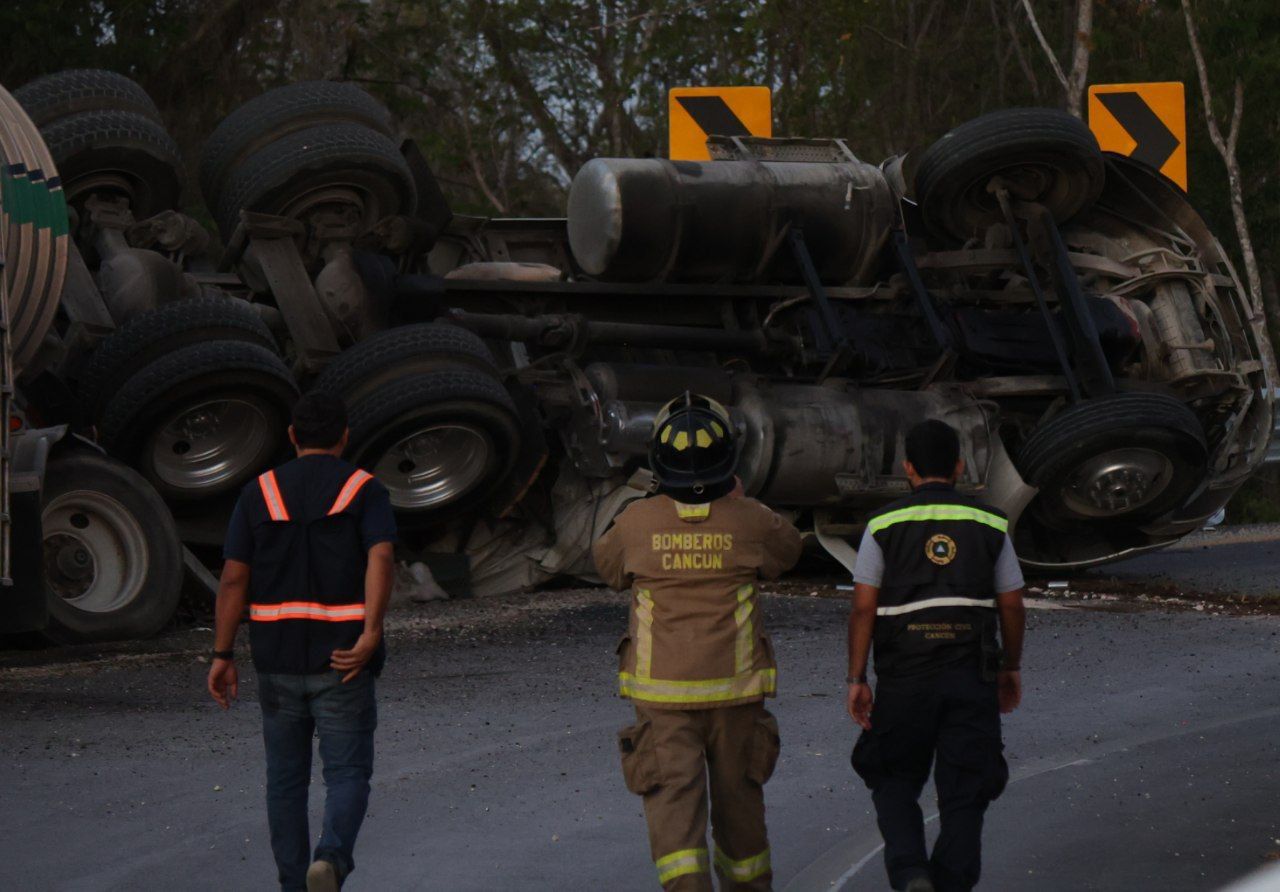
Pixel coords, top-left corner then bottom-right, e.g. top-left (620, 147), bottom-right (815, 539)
top-left (675, 95), bottom-right (752, 138)
top-left (1095, 91), bottom-right (1179, 171)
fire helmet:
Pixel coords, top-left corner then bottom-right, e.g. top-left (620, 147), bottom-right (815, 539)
top-left (649, 392), bottom-right (738, 502)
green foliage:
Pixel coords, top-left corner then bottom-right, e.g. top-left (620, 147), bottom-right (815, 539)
top-left (1222, 470), bottom-right (1280, 524)
top-left (3, 0), bottom-right (1275, 234)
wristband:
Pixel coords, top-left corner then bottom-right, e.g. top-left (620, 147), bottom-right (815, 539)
top-left (846, 674), bottom-right (868, 685)
top-left (212, 649), bottom-right (235, 661)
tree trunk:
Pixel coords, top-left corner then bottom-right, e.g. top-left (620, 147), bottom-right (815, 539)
top-left (1182, 0), bottom-right (1264, 314)
top-left (1064, 0), bottom-right (1092, 118)
top-left (1018, 0), bottom-right (1091, 118)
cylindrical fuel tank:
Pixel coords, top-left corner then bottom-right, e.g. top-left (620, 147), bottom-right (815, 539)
top-left (584, 362), bottom-right (734, 405)
top-left (567, 157), bottom-right (894, 284)
top-left (735, 382), bottom-right (993, 506)
top-left (0, 84), bottom-right (69, 374)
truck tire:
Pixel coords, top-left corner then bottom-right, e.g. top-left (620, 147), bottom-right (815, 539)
top-left (200, 80), bottom-right (394, 210)
top-left (100, 340), bottom-right (298, 501)
top-left (1015, 393), bottom-right (1207, 528)
top-left (79, 295), bottom-right (278, 417)
top-left (13, 69), bottom-right (163, 128)
top-left (343, 368), bottom-right (521, 516)
top-left (312, 323), bottom-right (498, 400)
top-left (213, 122), bottom-right (413, 239)
top-left (915, 108), bottom-right (1104, 242)
top-left (41, 450), bottom-right (182, 643)
top-left (39, 108), bottom-right (182, 216)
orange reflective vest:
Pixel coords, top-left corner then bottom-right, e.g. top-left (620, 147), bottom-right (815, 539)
top-left (244, 463), bottom-right (379, 673)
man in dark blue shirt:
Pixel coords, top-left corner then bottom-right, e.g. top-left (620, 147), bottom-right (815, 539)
top-left (208, 392), bottom-right (396, 892)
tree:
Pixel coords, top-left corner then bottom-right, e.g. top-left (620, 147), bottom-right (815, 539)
top-left (1017, 0), bottom-right (1092, 116)
top-left (1181, 0), bottom-right (1263, 316)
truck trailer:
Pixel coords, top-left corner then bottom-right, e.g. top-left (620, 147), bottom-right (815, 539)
top-left (0, 71), bottom-right (1272, 640)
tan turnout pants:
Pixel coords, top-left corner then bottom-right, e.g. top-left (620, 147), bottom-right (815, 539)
top-left (618, 702), bottom-right (780, 891)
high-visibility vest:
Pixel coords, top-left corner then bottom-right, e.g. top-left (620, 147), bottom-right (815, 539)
top-left (868, 484), bottom-right (1006, 679)
top-left (245, 464), bottom-right (377, 673)
top-left (592, 494), bottom-right (803, 710)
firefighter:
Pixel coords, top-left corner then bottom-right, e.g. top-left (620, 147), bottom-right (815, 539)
top-left (846, 419), bottom-right (1026, 892)
top-left (594, 392), bottom-right (803, 891)
top-left (207, 392), bottom-right (397, 892)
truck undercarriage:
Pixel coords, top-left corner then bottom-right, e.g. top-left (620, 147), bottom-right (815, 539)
top-left (0, 73), bottom-right (1272, 638)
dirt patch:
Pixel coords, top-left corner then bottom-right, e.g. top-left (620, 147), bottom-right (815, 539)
top-left (1024, 576), bottom-right (1280, 617)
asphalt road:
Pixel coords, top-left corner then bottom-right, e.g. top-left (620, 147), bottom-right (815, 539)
top-left (2, 534), bottom-right (1279, 891)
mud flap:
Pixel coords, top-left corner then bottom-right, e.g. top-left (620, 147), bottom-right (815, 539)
top-left (618, 717), bottom-right (660, 794)
top-left (746, 710), bottom-right (781, 786)
top-left (0, 491), bottom-right (48, 634)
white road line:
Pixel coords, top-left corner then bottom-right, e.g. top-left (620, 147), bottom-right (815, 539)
top-left (830, 757), bottom-right (1095, 890)
top-left (807, 703), bottom-right (1280, 891)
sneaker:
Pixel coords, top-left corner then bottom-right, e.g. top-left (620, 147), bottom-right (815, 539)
top-left (904, 877), bottom-right (935, 892)
top-left (306, 859), bottom-right (340, 892)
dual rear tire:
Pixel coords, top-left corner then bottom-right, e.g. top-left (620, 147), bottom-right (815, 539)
top-left (312, 324), bottom-right (522, 520)
top-left (80, 296), bottom-right (297, 503)
top-left (200, 81), bottom-right (414, 240)
top-left (14, 69), bottom-right (182, 217)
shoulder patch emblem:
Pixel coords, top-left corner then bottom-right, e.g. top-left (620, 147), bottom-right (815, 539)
top-left (926, 534), bottom-right (957, 566)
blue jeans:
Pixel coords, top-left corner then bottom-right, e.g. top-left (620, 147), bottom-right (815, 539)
top-left (258, 670), bottom-right (377, 891)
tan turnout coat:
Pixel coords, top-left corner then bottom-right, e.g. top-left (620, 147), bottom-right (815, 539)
top-left (593, 493), bottom-right (803, 710)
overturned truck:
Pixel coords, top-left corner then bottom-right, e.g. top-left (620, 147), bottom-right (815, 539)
top-left (2, 71), bottom-right (1273, 637)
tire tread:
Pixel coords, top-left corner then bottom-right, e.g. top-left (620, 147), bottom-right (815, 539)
top-left (915, 107), bottom-right (1104, 241)
top-left (81, 296), bottom-right (277, 416)
top-left (14, 69), bottom-right (162, 128)
top-left (213, 122), bottom-right (411, 238)
top-left (313, 324), bottom-right (497, 398)
top-left (100, 339), bottom-right (297, 450)
top-left (199, 81), bottom-right (393, 203)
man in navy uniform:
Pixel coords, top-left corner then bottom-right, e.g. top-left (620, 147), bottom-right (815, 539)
top-left (208, 392), bottom-right (396, 892)
top-left (846, 420), bottom-right (1026, 892)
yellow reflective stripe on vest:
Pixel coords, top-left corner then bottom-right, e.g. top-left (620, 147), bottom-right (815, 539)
top-left (867, 504), bottom-right (1008, 534)
top-left (675, 501), bottom-right (711, 520)
top-left (715, 845), bottom-right (771, 883)
top-left (619, 668), bottom-right (776, 704)
top-left (876, 596), bottom-right (996, 616)
top-left (734, 584), bottom-right (755, 674)
top-left (656, 848), bottom-right (709, 883)
top-left (635, 589), bottom-right (655, 678)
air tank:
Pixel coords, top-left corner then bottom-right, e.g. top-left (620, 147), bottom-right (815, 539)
top-left (566, 157), bottom-right (895, 284)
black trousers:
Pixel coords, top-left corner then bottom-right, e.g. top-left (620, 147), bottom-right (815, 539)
top-left (851, 662), bottom-right (1008, 892)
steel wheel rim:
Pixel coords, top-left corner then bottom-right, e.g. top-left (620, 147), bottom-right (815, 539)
top-left (1059, 447), bottom-right (1175, 518)
top-left (372, 423), bottom-right (494, 510)
top-left (278, 173), bottom-right (397, 230)
top-left (963, 164), bottom-right (1059, 217)
top-left (66, 170), bottom-right (138, 206)
top-left (42, 490), bottom-right (149, 613)
top-left (149, 396), bottom-right (275, 491)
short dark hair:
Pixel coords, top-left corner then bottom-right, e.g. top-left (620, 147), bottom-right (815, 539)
top-left (905, 419), bottom-right (960, 478)
top-left (292, 391), bottom-right (349, 449)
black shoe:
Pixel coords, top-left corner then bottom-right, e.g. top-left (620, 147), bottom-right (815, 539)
top-left (904, 877), bottom-right (936, 892)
